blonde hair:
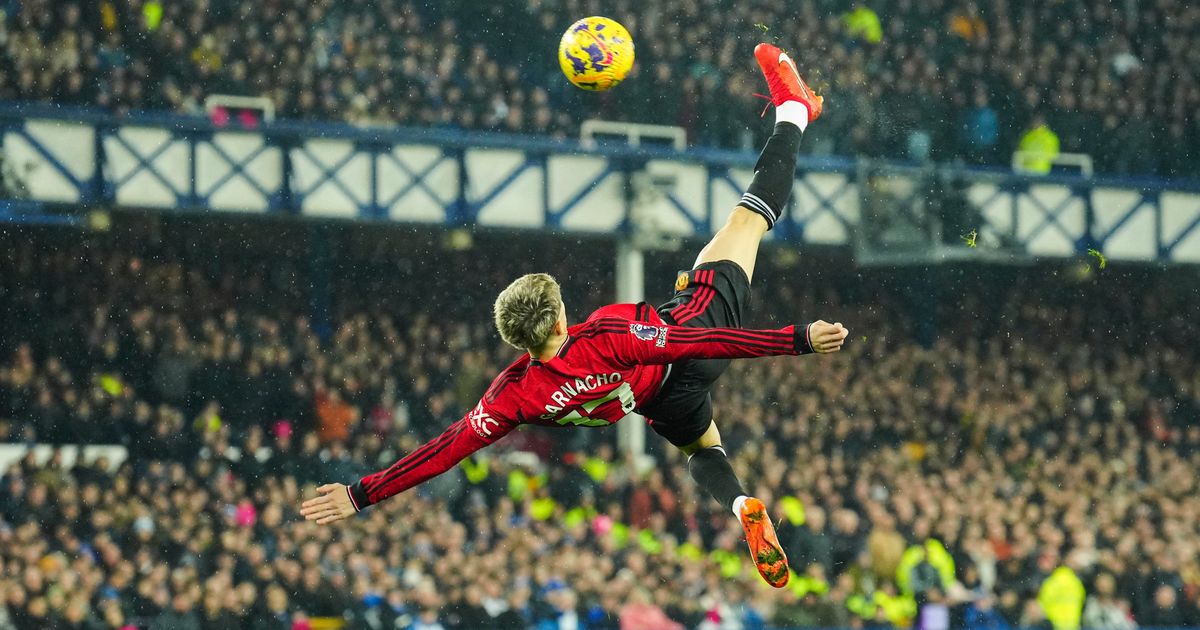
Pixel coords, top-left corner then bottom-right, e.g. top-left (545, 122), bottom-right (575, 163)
top-left (493, 273), bottom-right (563, 351)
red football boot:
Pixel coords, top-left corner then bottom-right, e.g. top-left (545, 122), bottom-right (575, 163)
top-left (754, 43), bottom-right (824, 123)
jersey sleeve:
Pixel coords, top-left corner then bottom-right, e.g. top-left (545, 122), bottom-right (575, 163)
top-left (347, 401), bottom-right (515, 509)
top-left (597, 317), bottom-right (814, 366)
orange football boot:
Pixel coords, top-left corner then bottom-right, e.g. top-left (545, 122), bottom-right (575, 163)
top-left (754, 43), bottom-right (824, 123)
top-left (739, 497), bottom-right (790, 588)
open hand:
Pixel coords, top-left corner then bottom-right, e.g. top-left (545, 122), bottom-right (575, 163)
top-left (300, 483), bottom-right (357, 525)
top-left (808, 320), bottom-right (848, 353)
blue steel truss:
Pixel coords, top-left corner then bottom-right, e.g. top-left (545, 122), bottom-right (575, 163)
top-left (1, 102), bottom-right (1199, 263)
top-left (198, 133), bottom-right (279, 209)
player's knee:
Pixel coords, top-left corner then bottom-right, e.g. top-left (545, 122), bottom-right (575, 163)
top-left (680, 422), bottom-right (723, 456)
top-left (728, 206), bottom-right (770, 231)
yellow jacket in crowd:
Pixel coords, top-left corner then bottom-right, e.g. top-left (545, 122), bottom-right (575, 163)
top-left (1038, 566), bottom-right (1086, 630)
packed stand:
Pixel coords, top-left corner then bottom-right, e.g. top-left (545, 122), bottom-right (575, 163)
top-left (1, 224), bottom-right (1200, 629)
top-left (0, 0), bottom-right (1197, 178)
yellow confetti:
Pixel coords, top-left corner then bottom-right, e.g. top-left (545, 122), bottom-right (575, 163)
top-left (1087, 248), bottom-right (1107, 269)
top-left (961, 230), bottom-right (978, 248)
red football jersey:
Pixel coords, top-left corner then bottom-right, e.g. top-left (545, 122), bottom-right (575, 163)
top-left (347, 303), bottom-right (813, 510)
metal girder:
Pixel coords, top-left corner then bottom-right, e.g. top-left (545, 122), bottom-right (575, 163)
top-left (0, 104), bottom-right (1198, 263)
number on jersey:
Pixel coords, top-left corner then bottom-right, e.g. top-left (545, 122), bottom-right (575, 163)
top-left (556, 382), bottom-right (636, 427)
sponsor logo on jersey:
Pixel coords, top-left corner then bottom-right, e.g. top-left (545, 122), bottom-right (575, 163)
top-left (630, 323), bottom-right (659, 341)
top-left (468, 402), bottom-right (499, 438)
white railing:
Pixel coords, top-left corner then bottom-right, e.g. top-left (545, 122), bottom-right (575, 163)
top-left (1011, 151), bottom-right (1095, 177)
top-left (580, 119), bottom-right (687, 150)
top-left (204, 94), bottom-right (276, 122)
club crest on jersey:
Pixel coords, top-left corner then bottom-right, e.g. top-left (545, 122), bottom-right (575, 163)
top-left (675, 273), bottom-right (689, 291)
top-left (629, 323), bottom-right (659, 341)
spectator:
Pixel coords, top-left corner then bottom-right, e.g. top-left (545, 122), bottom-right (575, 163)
top-left (151, 592), bottom-right (201, 630)
top-left (1038, 566), bottom-right (1086, 630)
top-left (829, 508), bottom-right (864, 573)
top-left (917, 588), bottom-right (951, 630)
top-left (843, 6), bottom-right (883, 44)
top-left (782, 504), bottom-right (833, 576)
top-left (619, 589), bottom-right (684, 630)
top-left (249, 584), bottom-right (292, 630)
top-left (1015, 114), bottom-right (1061, 174)
top-left (961, 90), bottom-right (1001, 164)
top-left (315, 387), bottom-right (357, 444)
top-left (948, 3), bottom-right (988, 43)
top-left (1112, 102), bottom-right (1159, 176)
top-left (1083, 574), bottom-right (1136, 630)
top-left (541, 588), bottom-right (584, 630)
top-left (866, 512), bottom-right (906, 583)
top-left (964, 594), bottom-right (1011, 630)
top-left (1139, 586), bottom-right (1188, 628)
top-left (494, 588), bottom-right (533, 630)
top-left (410, 607), bottom-right (446, 630)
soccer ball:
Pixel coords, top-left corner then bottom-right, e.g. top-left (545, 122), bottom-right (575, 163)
top-left (558, 16), bottom-right (635, 91)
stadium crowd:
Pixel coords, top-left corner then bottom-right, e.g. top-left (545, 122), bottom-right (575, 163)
top-left (0, 0), bottom-right (1197, 177)
top-left (1, 224), bottom-right (1199, 630)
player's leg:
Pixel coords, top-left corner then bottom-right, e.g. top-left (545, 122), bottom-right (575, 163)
top-left (691, 43), bottom-right (824, 284)
top-left (679, 421), bottom-right (745, 510)
top-left (692, 208), bottom-right (769, 284)
top-left (646, 43), bottom-right (823, 588)
top-left (679, 417), bottom-right (790, 588)
top-left (641, 350), bottom-right (789, 588)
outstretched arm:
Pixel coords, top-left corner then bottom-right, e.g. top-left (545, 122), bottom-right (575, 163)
top-left (601, 317), bottom-right (848, 366)
top-left (300, 403), bottom-right (513, 524)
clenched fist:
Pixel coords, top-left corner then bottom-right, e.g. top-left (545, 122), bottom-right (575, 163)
top-left (807, 320), bottom-right (849, 353)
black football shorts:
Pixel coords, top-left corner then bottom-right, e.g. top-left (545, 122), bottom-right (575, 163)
top-left (636, 259), bottom-right (752, 447)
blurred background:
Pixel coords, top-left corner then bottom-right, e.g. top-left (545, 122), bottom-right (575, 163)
top-left (1, 1), bottom-right (1199, 630)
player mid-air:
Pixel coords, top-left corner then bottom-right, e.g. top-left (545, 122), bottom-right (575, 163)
top-left (301, 43), bottom-right (848, 588)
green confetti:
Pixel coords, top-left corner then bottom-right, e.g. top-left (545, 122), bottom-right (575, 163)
top-left (1088, 248), bottom-right (1107, 269)
top-left (861, 336), bottom-right (867, 343)
top-left (755, 23), bottom-right (770, 33)
top-left (961, 230), bottom-right (978, 248)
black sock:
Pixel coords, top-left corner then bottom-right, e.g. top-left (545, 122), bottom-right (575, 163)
top-left (739, 123), bottom-right (804, 230)
top-left (688, 445), bottom-right (747, 510)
